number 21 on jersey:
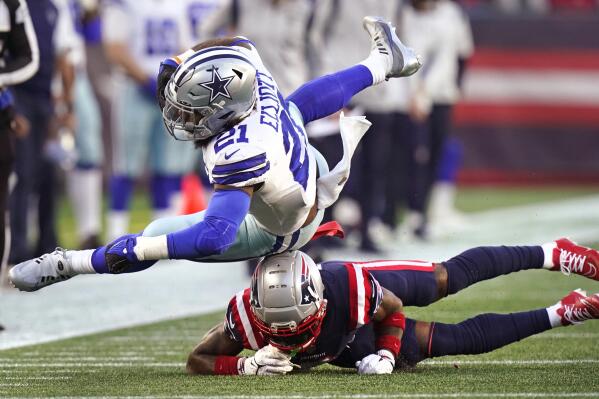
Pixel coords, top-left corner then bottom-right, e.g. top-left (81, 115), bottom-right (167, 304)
top-left (214, 125), bottom-right (249, 153)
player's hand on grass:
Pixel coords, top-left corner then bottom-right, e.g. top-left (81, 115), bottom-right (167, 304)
top-left (240, 345), bottom-right (294, 376)
top-left (105, 233), bottom-right (141, 274)
top-left (355, 350), bottom-right (395, 375)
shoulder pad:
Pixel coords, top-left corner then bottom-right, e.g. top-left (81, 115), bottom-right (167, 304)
top-left (211, 143), bottom-right (270, 188)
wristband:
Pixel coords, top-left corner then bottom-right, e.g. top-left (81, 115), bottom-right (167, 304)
top-left (376, 334), bottom-right (401, 358)
top-left (214, 356), bottom-right (244, 375)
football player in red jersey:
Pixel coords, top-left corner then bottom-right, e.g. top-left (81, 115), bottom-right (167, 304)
top-left (185, 238), bottom-right (599, 375)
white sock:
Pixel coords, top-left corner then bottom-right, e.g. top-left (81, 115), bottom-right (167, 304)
top-left (68, 169), bottom-right (102, 238)
top-left (541, 242), bottom-right (558, 269)
top-left (359, 57), bottom-right (388, 86)
top-left (67, 249), bottom-right (96, 274)
top-left (107, 211), bottom-right (129, 242)
top-left (545, 304), bottom-right (563, 328)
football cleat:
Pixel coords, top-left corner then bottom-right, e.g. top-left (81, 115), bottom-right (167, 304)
top-left (362, 16), bottom-right (421, 79)
top-left (9, 248), bottom-right (75, 292)
top-left (551, 238), bottom-right (599, 281)
top-left (554, 289), bottom-right (599, 326)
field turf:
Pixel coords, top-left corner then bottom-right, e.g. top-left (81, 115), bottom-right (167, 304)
top-left (2, 186), bottom-right (599, 398)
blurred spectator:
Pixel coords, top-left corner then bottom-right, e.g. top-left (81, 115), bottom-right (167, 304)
top-left (391, 0), bottom-right (473, 240)
top-left (9, 0), bottom-right (72, 263)
top-left (101, 0), bottom-right (206, 241)
top-left (200, 0), bottom-right (312, 96)
top-left (64, 0), bottom-right (103, 249)
top-left (309, 0), bottom-right (400, 252)
top-left (0, 0), bottom-right (39, 299)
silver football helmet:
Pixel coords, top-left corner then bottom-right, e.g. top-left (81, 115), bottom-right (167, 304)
top-left (162, 46), bottom-right (257, 141)
top-left (250, 251), bottom-right (327, 352)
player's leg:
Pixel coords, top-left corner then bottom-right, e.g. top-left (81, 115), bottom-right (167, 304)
top-left (67, 72), bottom-right (103, 248)
top-left (150, 111), bottom-right (198, 219)
top-left (442, 239), bottom-right (599, 298)
top-left (106, 80), bottom-right (152, 241)
top-left (415, 290), bottom-right (599, 362)
top-left (286, 17), bottom-right (420, 124)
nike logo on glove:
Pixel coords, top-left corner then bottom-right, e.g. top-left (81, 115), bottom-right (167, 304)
top-left (224, 149), bottom-right (240, 160)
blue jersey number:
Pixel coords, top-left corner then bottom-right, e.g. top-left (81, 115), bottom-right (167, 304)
top-left (145, 19), bottom-right (179, 56)
top-left (215, 125), bottom-right (249, 154)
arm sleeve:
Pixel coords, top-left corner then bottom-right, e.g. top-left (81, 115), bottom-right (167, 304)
top-left (166, 189), bottom-right (250, 259)
top-left (52, 0), bottom-right (77, 55)
top-left (101, 0), bottom-right (130, 44)
top-left (0, 0), bottom-right (39, 87)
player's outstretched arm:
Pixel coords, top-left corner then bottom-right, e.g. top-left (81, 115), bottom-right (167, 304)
top-left (187, 322), bottom-right (244, 375)
top-left (356, 288), bottom-right (405, 375)
top-left (104, 185), bottom-right (253, 273)
top-left (187, 321), bottom-right (294, 376)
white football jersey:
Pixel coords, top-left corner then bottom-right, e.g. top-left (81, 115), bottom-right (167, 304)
top-left (102, 0), bottom-right (196, 77)
top-left (202, 43), bottom-right (317, 237)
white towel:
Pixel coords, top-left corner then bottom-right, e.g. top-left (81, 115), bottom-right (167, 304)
top-left (316, 112), bottom-right (372, 210)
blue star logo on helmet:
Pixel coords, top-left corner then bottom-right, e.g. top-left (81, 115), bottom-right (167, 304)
top-left (199, 67), bottom-right (235, 103)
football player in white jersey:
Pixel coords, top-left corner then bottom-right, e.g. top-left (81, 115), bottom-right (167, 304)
top-left (10, 16), bottom-right (421, 290)
top-left (102, 0), bottom-right (213, 241)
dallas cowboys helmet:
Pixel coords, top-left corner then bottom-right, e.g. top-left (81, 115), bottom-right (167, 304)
top-left (250, 251), bottom-right (327, 352)
top-left (162, 46), bottom-right (257, 141)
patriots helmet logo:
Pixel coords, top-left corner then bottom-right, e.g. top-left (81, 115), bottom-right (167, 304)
top-left (300, 257), bottom-right (319, 305)
top-left (199, 66), bottom-right (235, 103)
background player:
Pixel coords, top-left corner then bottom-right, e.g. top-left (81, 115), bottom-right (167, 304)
top-left (185, 237), bottom-right (599, 375)
top-left (101, 0), bottom-right (204, 241)
top-left (9, 16), bottom-right (421, 291)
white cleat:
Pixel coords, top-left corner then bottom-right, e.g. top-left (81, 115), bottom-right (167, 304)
top-left (9, 248), bottom-right (75, 292)
top-left (363, 16), bottom-right (422, 79)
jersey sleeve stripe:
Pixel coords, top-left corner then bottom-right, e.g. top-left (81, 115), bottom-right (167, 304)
top-left (354, 265), bottom-right (366, 327)
top-left (212, 153), bottom-right (267, 175)
top-left (361, 267), bottom-right (373, 325)
top-left (235, 291), bottom-right (260, 350)
top-left (213, 162), bottom-right (270, 185)
top-left (345, 264), bottom-right (359, 330)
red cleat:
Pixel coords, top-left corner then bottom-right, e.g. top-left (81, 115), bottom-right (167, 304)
top-left (554, 289), bottom-right (599, 326)
top-left (551, 238), bottom-right (599, 281)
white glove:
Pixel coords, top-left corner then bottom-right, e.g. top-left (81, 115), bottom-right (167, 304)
top-left (240, 345), bottom-right (294, 376)
top-left (355, 350), bottom-right (395, 375)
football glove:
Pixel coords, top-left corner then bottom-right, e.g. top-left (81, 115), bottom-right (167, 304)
top-left (355, 350), bottom-right (395, 375)
top-left (240, 345), bottom-right (294, 376)
top-left (105, 233), bottom-right (141, 274)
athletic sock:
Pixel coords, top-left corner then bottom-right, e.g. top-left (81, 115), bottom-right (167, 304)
top-left (445, 245), bottom-right (545, 295)
top-left (541, 241), bottom-right (558, 269)
top-left (66, 249), bottom-right (96, 274)
top-left (429, 309), bottom-right (552, 357)
top-left (359, 56), bottom-right (387, 85)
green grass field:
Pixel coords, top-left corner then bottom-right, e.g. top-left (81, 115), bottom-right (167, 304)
top-left (3, 186), bottom-right (599, 398)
